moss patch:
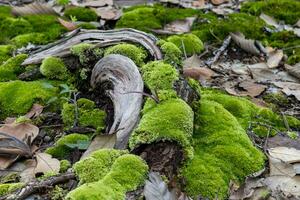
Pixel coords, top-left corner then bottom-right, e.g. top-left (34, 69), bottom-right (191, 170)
top-left (67, 151), bottom-right (148, 200)
top-left (182, 100), bottom-right (265, 199)
top-left (40, 56), bottom-right (69, 80)
top-left (64, 7), bottom-right (98, 22)
top-left (0, 45), bottom-right (14, 64)
top-left (45, 133), bottom-right (90, 159)
top-left (0, 183), bottom-right (24, 196)
top-left (104, 43), bottom-right (147, 66)
top-left (157, 40), bottom-right (182, 66)
top-left (71, 43), bottom-right (103, 65)
top-left (0, 54), bottom-right (27, 82)
top-left (167, 34), bottom-right (204, 56)
top-left (61, 98), bottom-right (106, 131)
top-left (0, 80), bottom-right (58, 119)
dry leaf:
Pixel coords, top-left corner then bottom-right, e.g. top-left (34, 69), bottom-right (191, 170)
top-left (285, 63), bottom-right (300, 80)
top-left (267, 49), bottom-right (283, 68)
top-left (58, 17), bottom-right (77, 31)
top-left (20, 159), bottom-right (37, 183)
top-left (268, 156), bottom-right (296, 177)
top-left (93, 7), bottom-right (122, 20)
top-left (12, 2), bottom-right (57, 16)
top-left (81, 134), bottom-right (116, 159)
top-left (25, 104), bottom-right (44, 119)
top-left (163, 17), bottom-right (196, 34)
top-left (260, 13), bottom-right (280, 29)
top-left (211, 8), bottom-right (234, 16)
top-left (183, 67), bottom-right (215, 82)
top-left (263, 176), bottom-right (300, 197)
top-left (268, 147), bottom-right (300, 164)
top-left (229, 177), bottom-right (265, 200)
top-left (273, 81), bottom-right (300, 101)
top-left (34, 153), bottom-right (60, 175)
top-left (210, 0), bottom-right (228, 5)
top-left (81, 0), bottom-right (113, 7)
top-left (230, 32), bottom-right (265, 55)
top-left (183, 54), bottom-right (203, 68)
top-left (239, 81), bottom-right (267, 97)
top-left (192, 0), bottom-right (205, 8)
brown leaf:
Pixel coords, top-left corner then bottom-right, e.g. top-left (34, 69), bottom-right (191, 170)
top-left (81, 0), bottom-right (113, 7)
top-left (238, 81), bottom-right (267, 97)
top-left (183, 67), bottom-right (215, 82)
top-left (25, 104), bottom-right (44, 119)
top-left (210, 0), bottom-right (228, 5)
top-left (12, 2), bottom-right (57, 16)
top-left (58, 17), bottom-right (77, 31)
top-left (273, 81), bottom-right (300, 101)
top-left (230, 32), bottom-right (265, 55)
top-left (34, 153), bottom-right (60, 175)
top-left (267, 49), bottom-right (283, 68)
top-left (0, 123), bottom-right (39, 144)
top-left (93, 7), bottom-right (122, 20)
top-left (163, 17), bottom-right (196, 34)
top-left (183, 54), bottom-right (203, 68)
top-left (192, 0), bottom-right (205, 8)
top-left (263, 176), bottom-right (300, 197)
top-left (20, 159), bottom-right (37, 182)
top-left (81, 134), bottom-right (116, 159)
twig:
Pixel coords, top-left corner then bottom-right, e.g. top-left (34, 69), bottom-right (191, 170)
top-left (0, 172), bottom-right (76, 200)
top-left (181, 39), bottom-right (187, 59)
top-left (206, 35), bottom-right (231, 66)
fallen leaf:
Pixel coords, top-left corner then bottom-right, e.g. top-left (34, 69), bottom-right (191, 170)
top-left (81, 0), bottom-right (113, 7)
top-left (210, 0), bottom-right (228, 5)
top-left (144, 172), bottom-right (176, 200)
top-left (25, 104), bottom-right (44, 119)
top-left (0, 123), bottom-right (39, 144)
top-left (285, 63), bottom-right (300, 80)
top-left (192, 0), bottom-right (205, 8)
top-left (183, 67), bottom-right (215, 83)
top-left (20, 159), bottom-right (37, 182)
top-left (93, 7), bottom-right (122, 20)
top-left (267, 49), bottom-right (283, 68)
top-left (239, 81), bottom-right (267, 97)
top-left (263, 176), bottom-right (300, 197)
top-left (268, 147), bottom-right (300, 164)
top-left (81, 134), bottom-right (116, 159)
top-left (183, 54), bottom-right (203, 68)
top-left (229, 177), bottom-right (265, 200)
top-left (163, 17), bottom-right (196, 34)
top-left (230, 32), bottom-right (266, 55)
top-left (34, 153), bottom-right (60, 175)
top-left (12, 2), bottom-right (57, 16)
top-left (268, 156), bottom-right (296, 177)
top-left (273, 81), bottom-right (300, 101)
top-left (211, 8), bottom-right (234, 16)
top-left (260, 13), bottom-right (280, 29)
top-left (58, 17), bottom-right (77, 31)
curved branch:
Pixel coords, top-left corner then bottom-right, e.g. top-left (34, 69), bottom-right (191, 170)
top-left (22, 28), bottom-right (162, 65)
top-left (91, 54), bottom-right (144, 149)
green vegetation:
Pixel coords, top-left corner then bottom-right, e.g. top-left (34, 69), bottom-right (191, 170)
top-left (61, 98), bottom-right (106, 131)
top-left (0, 45), bottom-right (14, 64)
top-left (67, 151), bottom-right (148, 200)
top-left (64, 7), bottom-right (98, 22)
top-left (167, 34), bottom-right (204, 56)
top-left (40, 57), bottom-right (69, 80)
top-left (71, 43), bottom-right (103, 65)
top-left (60, 160), bottom-right (71, 173)
top-left (104, 43), bottom-right (147, 66)
top-left (0, 80), bottom-right (58, 119)
top-left (56, 0), bottom-right (69, 5)
top-left (0, 183), bottom-right (24, 196)
top-left (0, 54), bottom-right (27, 82)
top-left (157, 40), bottom-right (182, 66)
top-left (46, 133), bottom-right (90, 159)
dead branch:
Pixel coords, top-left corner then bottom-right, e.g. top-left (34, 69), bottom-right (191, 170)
top-left (91, 54), bottom-right (144, 149)
top-left (206, 35), bottom-right (231, 66)
top-left (0, 172), bottom-right (75, 200)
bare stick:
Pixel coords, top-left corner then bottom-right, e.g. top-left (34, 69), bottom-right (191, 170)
top-left (206, 35), bottom-right (231, 66)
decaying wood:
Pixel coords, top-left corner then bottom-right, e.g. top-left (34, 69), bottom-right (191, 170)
top-left (91, 54), bottom-right (144, 149)
top-left (0, 172), bottom-right (75, 200)
top-left (206, 35), bottom-right (231, 66)
top-left (22, 28), bottom-right (163, 65)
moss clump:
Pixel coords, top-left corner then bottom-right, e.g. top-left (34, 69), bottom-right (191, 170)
top-left (241, 0), bottom-right (300, 24)
top-left (70, 43), bottom-right (103, 65)
top-left (0, 54), bottom-right (27, 82)
top-left (263, 92), bottom-right (289, 109)
top-left (157, 40), bottom-right (182, 66)
top-left (66, 152), bottom-right (148, 200)
top-left (0, 6), bottom-right (12, 19)
top-left (56, 0), bottom-right (69, 5)
top-left (0, 45), bottom-right (14, 64)
top-left (12, 33), bottom-right (47, 47)
top-left (64, 7), bottom-right (98, 22)
top-left (61, 98), bottom-right (106, 131)
top-left (182, 100), bottom-right (265, 199)
top-left (60, 160), bottom-right (71, 173)
top-left (78, 22), bottom-right (97, 29)
top-left (74, 149), bottom-right (127, 184)
top-left (104, 44), bottom-right (147, 66)
top-left (45, 133), bottom-right (90, 159)
top-left (141, 61), bottom-right (179, 91)
top-left (167, 34), bottom-right (204, 56)
top-left (40, 57), bottom-right (69, 80)
top-left (0, 183), bottom-right (24, 196)
top-left (129, 97), bottom-right (194, 157)
top-left (0, 80), bottom-right (58, 119)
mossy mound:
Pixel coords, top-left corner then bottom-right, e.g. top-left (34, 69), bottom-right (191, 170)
top-left (0, 80), bottom-right (58, 119)
top-left (71, 43), bottom-right (103, 65)
top-left (241, 0), bottom-right (300, 25)
top-left (0, 54), bottom-right (27, 82)
top-left (104, 43), bottom-right (147, 66)
top-left (129, 97), bottom-right (194, 157)
top-left (60, 159), bottom-right (71, 173)
top-left (141, 61), bottom-right (179, 91)
top-left (182, 100), bottom-right (265, 199)
top-left (0, 45), bottom-right (14, 64)
top-left (0, 183), bottom-right (24, 196)
top-left (74, 149), bottom-right (128, 184)
top-left (67, 150), bottom-right (148, 200)
top-left (116, 5), bottom-right (199, 32)
top-left (64, 7), bottom-right (98, 22)
top-left (61, 98), bottom-right (106, 131)
top-left (40, 57), bottom-right (69, 80)
top-left (167, 34), bottom-right (204, 56)
top-left (45, 133), bottom-right (90, 159)
top-left (157, 40), bottom-right (183, 66)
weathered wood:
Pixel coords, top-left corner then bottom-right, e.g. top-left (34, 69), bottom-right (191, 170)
top-left (22, 28), bottom-right (163, 65)
top-left (91, 54), bottom-right (144, 149)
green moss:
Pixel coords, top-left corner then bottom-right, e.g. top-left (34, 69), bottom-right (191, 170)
top-left (0, 80), bottom-right (58, 119)
top-left (182, 100), bottom-right (265, 199)
top-left (70, 43), bottom-right (103, 65)
top-left (104, 43), bottom-right (147, 66)
top-left (167, 34), bottom-right (204, 56)
top-left (56, 0), bottom-right (69, 5)
top-left (263, 92), bottom-right (289, 109)
top-left (0, 45), bottom-right (14, 64)
top-left (64, 7), bottom-right (98, 22)
top-left (0, 183), bottom-right (24, 196)
top-left (12, 33), bottom-right (47, 47)
top-left (129, 97), bottom-right (194, 157)
top-left (241, 0), bottom-right (300, 24)
top-left (45, 133), bottom-right (90, 159)
top-left (157, 40), bottom-right (182, 66)
top-left (67, 152), bottom-right (148, 200)
top-left (0, 6), bottom-right (12, 19)
top-left (60, 160), bottom-right (71, 173)
top-left (40, 57), bottom-right (69, 80)
top-left (0, 54), bottom-right (27, 82)
top-left (61, 98), bottom-right (106, 131)
top-left (78, 22), bottom-right (97, 29)
top-left (141, 61), bottom-right (179, 91)
top-left (74, 149), bottom-right (127, 184)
